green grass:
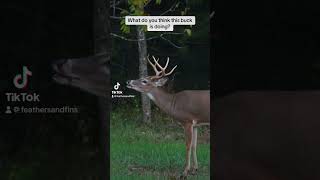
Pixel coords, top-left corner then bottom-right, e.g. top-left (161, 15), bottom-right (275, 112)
top-left (110, 105), bottom-right (210, 179)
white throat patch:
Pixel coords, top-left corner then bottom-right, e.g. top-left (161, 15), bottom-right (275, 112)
top-left (147, 93), bottom-right (155, 101)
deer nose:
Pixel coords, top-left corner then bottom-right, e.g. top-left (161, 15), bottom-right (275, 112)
top-left (126, 80), bottom-right (131, 85)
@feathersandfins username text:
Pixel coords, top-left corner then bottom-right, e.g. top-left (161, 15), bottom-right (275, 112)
top-left (7, 106), bottom-right (79, 114)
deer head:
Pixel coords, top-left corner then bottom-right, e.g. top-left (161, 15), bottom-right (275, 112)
top-left (126, 55), bottom-right (177, 93)
top-left (52, 56), bottom-right (109, 98)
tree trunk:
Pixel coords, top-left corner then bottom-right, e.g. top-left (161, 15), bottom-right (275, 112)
top-left (93, 0), bottom-right (110, 179)
top-left (136, 25), bottom-right (151, 123)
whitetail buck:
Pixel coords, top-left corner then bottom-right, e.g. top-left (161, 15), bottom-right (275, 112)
top-left (126, 56), bottom-right (210, 178)
top-left (213, 91), bottom-right (320, 180)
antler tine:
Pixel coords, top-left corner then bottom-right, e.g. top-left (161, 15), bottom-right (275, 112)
top-left (163, 57), bottom-right (170, 70)
top-left (152, 56), bottom-right (166, 76)
top-left (164, 65), bottom-right (177, 76)
top-left (153, 56), bottom-right (168, 73)
top-left (152, 56), bottom-right (162, 68)
top-left (152, 56), bottom-right (160, 63)
top-left (148, 55), bottom-right (177, 77)
top-left (156, 57), bottom-right (177, 76)
top-left (148, 55), bottom-right (162, 76)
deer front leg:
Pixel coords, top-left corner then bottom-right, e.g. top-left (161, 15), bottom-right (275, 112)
top-left (181, 123), bottom-right (193, 178)
top-left (191, 126), bottom-right (198, 175)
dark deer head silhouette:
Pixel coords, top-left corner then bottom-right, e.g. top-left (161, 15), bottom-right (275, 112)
top-left (52, 55), bottom-right (109, 98)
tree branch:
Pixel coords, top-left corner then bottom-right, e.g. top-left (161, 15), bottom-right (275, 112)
top-left (144, 0), bottom-right (153, 7)
top-left (160, 1), bottom-right (180, 16)
top-left (110, 16), bottom-right (123, 20)
top-left (110, 32), bottom-right (185, 49)
top-left (110, 32), bottom-right (183, 41)
top-left (210, 11), bottom-right (215, 19)
top-left (109, 6), bottom-right (131, 20)
top-left (160, 34), bottom-right (185, 49)
top-left (110, 33), bottom-right (159, 41)
top-left (113, 6), bottom-right (128, 12)
top-left (112, 0), bottom-right (116, 16)
top-left (110, 0), bottom-right (122, 7)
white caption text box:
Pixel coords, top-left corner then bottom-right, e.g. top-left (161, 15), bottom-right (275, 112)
top-left (125, 16), bottom-right (196, 31)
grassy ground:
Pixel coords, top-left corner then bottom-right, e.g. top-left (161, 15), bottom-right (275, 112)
top-left (111, 104), bottom-right (210, 179)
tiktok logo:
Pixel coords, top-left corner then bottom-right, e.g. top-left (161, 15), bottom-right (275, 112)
top-left (114, 82), bottom-right (120, 90)
top-left (13, 66), bottom-right (32, 89)
top-left (111, 81), bottom-right (134, 98)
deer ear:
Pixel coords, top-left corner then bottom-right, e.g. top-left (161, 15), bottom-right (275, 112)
top-left (154, 77), bottom-right (168, 87)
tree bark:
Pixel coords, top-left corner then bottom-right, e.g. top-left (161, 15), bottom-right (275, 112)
top-left (136, 25), bottom-right (151, 123)
top-left (93, 0), bottom-right (110, 179)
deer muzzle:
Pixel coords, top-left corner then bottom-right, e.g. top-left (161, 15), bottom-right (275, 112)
top-left (126, 80), bottom-right (134, 88)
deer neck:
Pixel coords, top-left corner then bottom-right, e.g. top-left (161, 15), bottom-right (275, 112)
top-left (147, 88), bottom-right (175, 115)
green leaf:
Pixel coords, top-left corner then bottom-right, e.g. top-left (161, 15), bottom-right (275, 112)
top-left (144, 0), bottom-right (150, 4)
top-left (120, 9), bottom-right (129, 15)
top-left (122, 25), bottom-right (130, 34)
top-left (134, 9), bottom-right (144, 16)
top-left (156, 0), bottom-right (161, 5)
top-left (120, 18), bottom-right (130, 34)
top-left (131, 0), bottom-right (139, 6)
top-left (120, 19), bottom-right (125, 25)
top-left (143, 25), bottom-right (147, 32)
top-left (129, 5), bottom-right (135, 13)
top-left (184, 29), bottom-right (192, 36)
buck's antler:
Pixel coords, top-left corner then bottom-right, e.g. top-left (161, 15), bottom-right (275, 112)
top-left (147, 55), bottom-right (162, 77)
top-left (147, 55), bottom-right (177, 79)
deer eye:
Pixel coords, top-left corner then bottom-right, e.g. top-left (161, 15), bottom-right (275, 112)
top-left (141, 80), bottom-right (148, 84)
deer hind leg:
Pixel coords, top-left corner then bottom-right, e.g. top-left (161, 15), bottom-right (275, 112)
top-left (181, 123), bottom-right (193, 178)
top-left (191, 126), bottom-right (198, 175)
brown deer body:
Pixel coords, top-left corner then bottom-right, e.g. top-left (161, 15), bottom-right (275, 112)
top-left (126, 56), bottom-right (210, 177)
top-left (213, 91), bottom-right (320, 179)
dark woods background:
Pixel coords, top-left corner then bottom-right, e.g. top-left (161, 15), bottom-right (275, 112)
top-left (212, 1), bottom-right (320, 180)
top-left (1, 0), bottom-right (106, 179)
top-left (213, 1), bottom-right (320, 96)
